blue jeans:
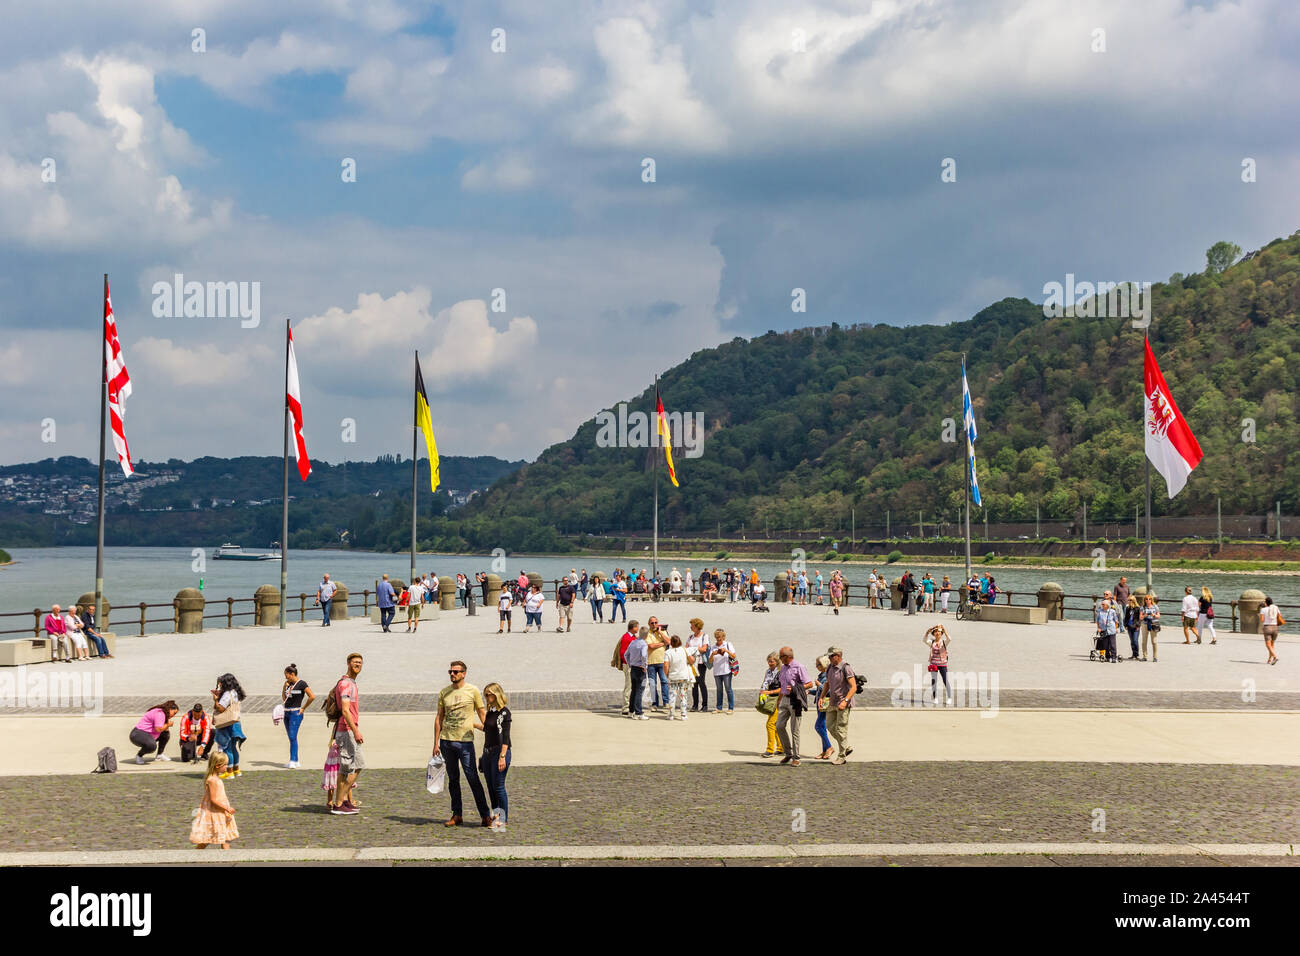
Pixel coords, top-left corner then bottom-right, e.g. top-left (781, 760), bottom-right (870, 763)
top-left (629, 667), bottom-right (647, 716)
top-left (213, 726), bottom-right (242, 769)
top-left (591, 598), bottom-right (603, 621)
top-left (87, 631), bottom-right (109, 657)
top-left (714, 673), bottom-right (734, 711)
top-left (440, 739), bottom-right (490, 820)
top-left (379, 605), bottom-right (395, 630)
top-left (321, 600), bottom-right (332, 625)
top-left (284, 710), bottom-right (303, 762)
top-left (483, 747), bottom-right (511, 822)
top-left (648, 663), bottom-right (670, 705)
top-left (814, 709), bottom-right (832, 752)
top-left (611, 598), bottom-right (626, 622)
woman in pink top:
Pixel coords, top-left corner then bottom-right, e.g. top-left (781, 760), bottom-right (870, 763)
top-left (924, 625), bottom-right (952, 706)
top-left (130, 700), bottom-right (178, 765)
top-left (44, 604), bottom-right (71, 662)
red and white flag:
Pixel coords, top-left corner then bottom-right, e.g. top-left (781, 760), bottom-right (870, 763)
top-left (286, 327), bottom-right (311, 481)
top-left (1144, 339), bottom-right (1202, 498)
top-left (103, 280), bottom-right (134, 477)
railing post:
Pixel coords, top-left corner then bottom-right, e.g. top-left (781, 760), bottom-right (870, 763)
top-left (363, 589), bottom-right (371, 614)
top-left (299, 593), bottom-right (306, 622)
top-left (1231, 600), bottom-right (1238, 633)
top-left (33, 608), bottom-right (41, 639)
top-left (139, 602), bottom-right (147, 636)
top-left (173, 599), bottom-right (180, 632)
top-left (227, 597), bottom-right (234, 628)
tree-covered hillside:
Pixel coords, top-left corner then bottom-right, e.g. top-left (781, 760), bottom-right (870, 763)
top-left (462, 231), bottom-right (1300, 538)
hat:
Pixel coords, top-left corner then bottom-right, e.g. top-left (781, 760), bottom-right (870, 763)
top-left (827, 646), bottom-right (844, 656)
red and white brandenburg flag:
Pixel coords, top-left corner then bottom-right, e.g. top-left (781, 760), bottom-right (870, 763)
top-left (104, 280), bottom-right (134, 477)
top-left (1144, 339), bottom-right (1202, 498)
top-left (286, 327), bottom-right (311, 481)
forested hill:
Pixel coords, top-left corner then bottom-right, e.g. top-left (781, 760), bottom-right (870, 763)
top-left (463, 232), bottom-right (1300, 538)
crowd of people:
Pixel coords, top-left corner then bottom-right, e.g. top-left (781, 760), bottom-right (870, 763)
top-left (126, 651), bottom-right (517, 849)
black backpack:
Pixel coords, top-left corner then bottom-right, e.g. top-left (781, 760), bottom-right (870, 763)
top-left (92, 747), bottom-right (117, 773)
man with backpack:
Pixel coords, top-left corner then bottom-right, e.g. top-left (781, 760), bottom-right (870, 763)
top-left (823, 646), bottom-right (858, 764)
top-left (327, 653), bottom-right (365, 815)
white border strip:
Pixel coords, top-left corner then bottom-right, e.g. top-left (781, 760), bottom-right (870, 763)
top-left (0, 842), bottom-right (1293, 865)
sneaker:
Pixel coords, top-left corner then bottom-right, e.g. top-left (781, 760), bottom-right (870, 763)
top-left (946, 696), bottom-right (953, 705)
top-left (285, 762), bottom-right (295, 769)
top-left (232, 769), bottom-right (243, 777)
top-left (726, 710), bottom-right (734, 715)
top-left (833, 757), bottom-right (847, 765)
top-left (218, 771), bottom-right (233, 779)
top-left (791, 759), bottom-right (802, 767)
top-left (135, 755), bottom-right (145, 765)
top-left (331, 803), bottom-right (359, 816)
top-left (637, 715), bottom-right (649, 720)
top-left (155, 754), bottom-right (171, 761)
top-left (779, 755), bottom-right (793, 765)
top-left (680, 714), bottom-right (688, 721)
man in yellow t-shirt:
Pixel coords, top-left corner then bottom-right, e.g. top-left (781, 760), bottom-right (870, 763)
top-left (432, 660), bottom-right (490, 827)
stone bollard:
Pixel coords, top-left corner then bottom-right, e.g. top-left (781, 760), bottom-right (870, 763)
top-left (1038, 582), bottom-right (1065, 621)
top-left (1238, 588), bottom-right (1265, 634)
top-left (774, 572), bottom-right (788, 602)
top-left (527, 571), bottom-right (544, 593)
top-left (892, 578), bottom-right (904, 609)
top-left (175, 587), bottom-right (205, 633)
top-left (440, 576), bottom-right (457, 611)
top-left (330, 583), bottom-right (349, 621)
top-left (254, 585), bottom-right (280, 626)
top-left (485, 574), bottom-right (502, 609)
top-left (76, 591), bottom-right (112, 632)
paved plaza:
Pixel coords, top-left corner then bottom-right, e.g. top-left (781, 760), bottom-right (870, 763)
top-left (1, 601), bottom-right (1296, 863)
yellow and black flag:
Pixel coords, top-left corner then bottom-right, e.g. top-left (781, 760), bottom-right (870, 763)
top-left (656, 388), bottom-right (679, 487)
top-left (415, 355), bottom-right (440, 493)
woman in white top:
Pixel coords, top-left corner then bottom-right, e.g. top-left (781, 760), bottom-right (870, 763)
top-left (686, 618), bottom-right (710, 712)
top-left (663, 635), bottom-right (694, 720)
top-left (708, 628), bottom-right (737, 714)
top-left (64, 606), bottom-right (90, 660)
top-left (523, 585), bottom-right (545, 633)
top-left (1259, 596), bottom-right (1283, 665)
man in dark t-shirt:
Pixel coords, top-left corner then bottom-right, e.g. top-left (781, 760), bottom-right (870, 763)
top-left (557, 577), bottom-right (577, 632)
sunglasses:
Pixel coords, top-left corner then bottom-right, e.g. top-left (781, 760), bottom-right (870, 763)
top-left (448, 669), bottom-right (464, 675)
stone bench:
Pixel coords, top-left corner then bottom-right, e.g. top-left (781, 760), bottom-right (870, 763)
top-left (368, 605), bottom-right (440, 624)
top-left (1, 632), bottom-right (117, 666)
top-left (975, 605), bottom-right (1047, 625)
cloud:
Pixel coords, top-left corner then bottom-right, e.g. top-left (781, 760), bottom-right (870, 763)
top-left (132, 337), bottom-right (273, 386)
top-left (461, 151), bottom-right (536, 191)
top-left (295, 289), bottom-right (538, 387)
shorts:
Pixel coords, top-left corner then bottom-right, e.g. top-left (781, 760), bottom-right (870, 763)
top-left (334, 730), bottom-right (365, 772)
top-left (499, 609), bottom-right (512, 622)
top-left (558, 604), bottom-right (573, 623)
top-left (1262, 624), bottom-right (1279, 639)
top-left (526, 611), bottom-right (542, 626)
top-left (407, 604), bottom-right (421, 620)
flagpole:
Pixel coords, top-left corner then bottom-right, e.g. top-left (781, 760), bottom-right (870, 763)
top-left (652, 375), bottom-right (659, 579)
top-left (963, 353), bottom-right (972, 586)
top-left (411, 351), bottom-right (418, 587)
top-left (280, 319), bottom-right (290, 629)
top-left (94, 274), bottom-right (108, 630)
top-left (1144, 331), bottom-right (1153, 593)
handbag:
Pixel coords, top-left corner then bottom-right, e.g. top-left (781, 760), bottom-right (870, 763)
top-left (755, 692), bottom-right (776, 716)
top-left (271, 703), bottom-right (285, 725)
top-left (213, 698), bottom-right (240, 729)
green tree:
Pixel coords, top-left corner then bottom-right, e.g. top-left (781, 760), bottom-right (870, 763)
top-left (1206, 241), bottom-right (1242, 275)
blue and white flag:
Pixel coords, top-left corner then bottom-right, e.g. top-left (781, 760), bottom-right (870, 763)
top-left (962, 360), bottom-right (982, 507)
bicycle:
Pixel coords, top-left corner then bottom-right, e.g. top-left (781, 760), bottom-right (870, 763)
top-left (956, 600), bottom-right (982, 622)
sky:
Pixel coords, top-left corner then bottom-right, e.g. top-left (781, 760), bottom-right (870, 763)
top-left (1, 0), bottom-right (1298, 468)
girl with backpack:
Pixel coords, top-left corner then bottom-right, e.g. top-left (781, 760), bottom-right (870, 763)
top-left (924, 625), bottom-right (952, 706)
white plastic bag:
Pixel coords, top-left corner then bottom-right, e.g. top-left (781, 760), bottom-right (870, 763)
top-left (271, 703), bottom-right (285, 726)
top-left (426, 754), bottom-right (446, 795)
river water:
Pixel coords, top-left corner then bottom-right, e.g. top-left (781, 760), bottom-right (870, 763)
top-left (2, 546), bottom-right (1296, 633)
